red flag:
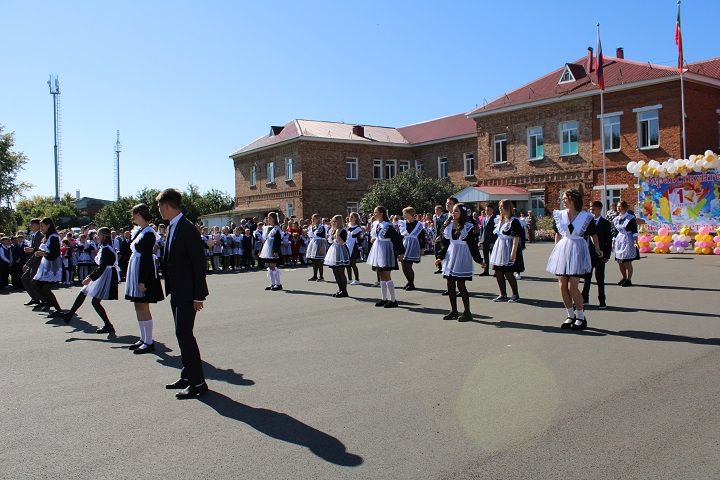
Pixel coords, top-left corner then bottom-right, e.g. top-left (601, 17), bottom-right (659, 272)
top-left (596, 26), bottom-right (604, 90)
top-left (675, 1), bottom-right (683, 72)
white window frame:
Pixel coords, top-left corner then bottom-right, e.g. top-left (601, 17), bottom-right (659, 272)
top-left (463, 152), bottom-right (475, 177)
top-left (493, 133), bottom-right (507, 164)
top-left (559, 121), bottom-right (579, 156)
top-left (527, 126), bottom-right (544, 160)
top-left (373, 159), bottom-right (383, 180)
top-left (286, 202), bottom-right (294, 218)
top-left (249, 165), bottom-right (257, 187)
top-left (285, 157), bottom-right (293, 181)
top-left (558, 65), bottom-right (576, 84)
top-left (398, 160), bottom-right (410, 173)
top-left (346, 201), bottom-right (359, 215)
top-left (437, 156), bottom-right (448, 178)
top-left (346, 157), bottom-right (358, 180)
top-left (415, 159), bottom-right (424, 173)
top-left (266, 161), bottom-right (275, 185)
top-left (600, 114), bottom-right (622, 152)
top-left (384, 159), bottom-right (397, 180)
top-left (634, 106), bottom-right (661, 149)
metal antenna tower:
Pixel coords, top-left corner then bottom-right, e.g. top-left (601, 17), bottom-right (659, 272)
top-left (114, 130), bottom-right (122, 200)
top-left (48, 75), bottom-right (62, 203)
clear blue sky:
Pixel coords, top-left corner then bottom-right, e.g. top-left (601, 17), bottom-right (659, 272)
top-left (3, 0), bottom-right (718, 201)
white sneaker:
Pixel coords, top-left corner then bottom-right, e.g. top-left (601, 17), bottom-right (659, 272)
top-left (350, 280), bottom-right (360, 285)
top-left (514, 273), bottom-right (521, 280)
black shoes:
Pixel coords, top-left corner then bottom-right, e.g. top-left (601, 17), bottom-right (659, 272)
top-left (571, 318), bottom-right (588, 330)
top-left (508, 295), bottom-right (521, 303)
top-left (617, 279), bottom-right (626, 285)
top-left (308, 276), bottom-right (317, 281)
top-left (176, 382), bottom-right (209, 399)
top-left (332, 291), bottom-right (348, 298)
top-left (404, 284), bottom-right (416, 291)
top-left (166, 378), bottom-right (191, 390)
top-left (24, 299), bottom-right (39, 306)
top-left (441, 291), bottom-right (449, 296)
top-left (47, 310), bottom-right (65, 319)
top-left (561, 317), bottom-right (574, 329)
top-left (582, 296), bottom-right (590, 305)
top-left (443, 311), bottom-right (460, 320)
top-left (493, 295), bottom-right (508, 302)
top-left (96, 325), bottom-right (115, 334)
top-left (128, 341), bottom-right (143, 350)
top-left (621, 279), bottom-right (632, 287)
top-left (265, 286), bottom-right (273, 290)
top-left (598, 302), bottom-right (607, 309)
top-left (375, 300), bottom-right (387, 307)
top-left (271, 284), bottom-right (283, 291)
top-left (384, 301), bottom-right (398, 308)
top-left (478, 272), bottom-right (490, 276)
top-left (60, 312), bottom-right (74, 324)
top-left (40, 304), bottom-right (52, 312)
top-left (434, 269), bottom-right (442, 274)
top-left (133, 343), bottom-right (155, 354)
top-left (458, 311), bottom-right (472, 322)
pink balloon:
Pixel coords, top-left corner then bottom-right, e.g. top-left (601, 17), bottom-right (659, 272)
top-left (713, 236), bottom-right (720, 243)
top-left (714, 247), bottom-right (720, 255)
top-left (657, 227), bottom-right (668, 236)
top-left (696, 241), bottom-right (707, 248)
top-left (699, 226), bottom-right (711, 235)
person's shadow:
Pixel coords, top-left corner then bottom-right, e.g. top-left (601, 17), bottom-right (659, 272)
top-left (199, 391), bottom-right (363, 467)
top-left (154, 345), bottom-right (255, 387)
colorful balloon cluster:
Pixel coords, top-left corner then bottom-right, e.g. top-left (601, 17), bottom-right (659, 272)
top-left (637, 232), bottom-right (653, 253)
top-left (626, 150), bottom-right (719, 179)
top-left (652, 227), bottom-right (672, 253)
top-left (694, 225), bottom-right (719, 255)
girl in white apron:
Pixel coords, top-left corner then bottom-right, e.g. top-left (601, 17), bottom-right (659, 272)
top-left (488, 199), bottom-right (525, 302)
top-left (324, 215), bottom-right (351, 297)
top-left (32, 217), bottom-right (64, 317)
top-left (259, 212), bottom-right (283, 290)
top-left (305, 213), bottom-right (327, 281)
top-left (366, 206), bottom-right (405, 308)
top-left (61, 227), bottom-right (119, 334)
top-left (398, 207), bottom-right (426, 291)
top-left (345, 212), bottom-right (363, 285)
top-left (612, 201), bottom-right (639, 286)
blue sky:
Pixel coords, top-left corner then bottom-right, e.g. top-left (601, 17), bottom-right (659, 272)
top-left (3, 0), bottom-right (718, 201)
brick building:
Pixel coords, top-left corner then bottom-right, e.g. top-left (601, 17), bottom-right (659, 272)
top-left (230, 50), bottom-right (720, 218)
top-left (229, 114), bottom-right (476, 219)
top-left (468, 49), bottom-right (720, 213)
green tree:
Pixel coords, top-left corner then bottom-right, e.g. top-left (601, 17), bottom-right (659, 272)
top-left (94, 196), bottom-right (137, 230)
top-left (359, 170), bottom-right (457, 216)
top-left (15, 194), bottom-right (82, 228)
top-left (0, 125), bottom-right (31, 233)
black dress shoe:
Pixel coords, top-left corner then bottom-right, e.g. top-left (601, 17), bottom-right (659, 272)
top-left (434, 269), bottom-right (442, 274)
top-left (441, 290), bottom-right (449, 296)
top-left (133, 343), bottom-right (155, 354)
top-left (176, 383), bottom-right (209, 399)
top-left (166, 378), bottom-right (191, 390)
top-left (479, 272), bottom-right (490, 276)
top-left (375, 300), bottom-right (387, 307)
top-left (32, 304), bottom-right (47, 311)
top-left (96, 325), bottom-right (115, 334)
top-left (60, 312), bottom-right (74, 324)
top-left (271, 284), bottom-right (283, 291)
top-left (384, 301), bottom-right (398, 308)
top-left (47, 310), bottom-right (65, 319)
top-left (458, 311), bottom-right (472, 322)
top-left (443, 311), bottom-right (460, 320)
top-left (622, 280), bottom-right (632, 287)
top-left (334, 291), bottom-right (348, 298)
top-left (571, 318), bottom-right (588, 330)
top-left (308, 277), bottom-right (317, 281)
top-left (598, 302), bottom-right (607, 309)
top-left (561, 317), bottom-right (574, 329)
top-left (265, 286), bottom-right (273, 290)
top-left (24, 299), bottom-right (39, 306)
top-left (617, 279), bottom-right (626, 285)
top-left (128, 341), bottom-right (143, 350)
top-left (40, 304), bottom-right (52, 312)
top-left (405, 284), bottom-right (416, 291)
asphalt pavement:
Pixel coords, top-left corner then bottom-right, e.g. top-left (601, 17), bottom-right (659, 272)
top-left (1, 243), bottom-right (719, 479)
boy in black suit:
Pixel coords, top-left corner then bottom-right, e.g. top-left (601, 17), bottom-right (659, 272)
top-left (479, 204), bottom-right (499, 276)
top-left (157, 188), bottom-right (210, 399)
top-left (583, 201), bottom-right (612, 309)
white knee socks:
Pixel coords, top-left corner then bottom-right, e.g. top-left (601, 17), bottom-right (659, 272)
top-left (386, 280), bottom-right (396, 301)
top-left (273, 269), bottom-right (281, 286)
top-left (267, 269), bottom-right (273, 286)
top-left (380, 281), bottom-right (388, 300)
top-left (139, 320), bottom-right (153, 345)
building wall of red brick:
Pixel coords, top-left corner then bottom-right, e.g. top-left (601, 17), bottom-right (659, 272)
top-left (684, 81), bottom-right (720, 155)
top-left (411, 137), bottom-right (477, 186)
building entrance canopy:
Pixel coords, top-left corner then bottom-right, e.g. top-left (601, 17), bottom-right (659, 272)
top-left (455, 186), bottom-right (530, 204)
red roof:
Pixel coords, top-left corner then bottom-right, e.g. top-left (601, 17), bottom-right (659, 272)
top-left (397, 113), bottom-right (476, 144)
top-left (469, 55), bottom-right (683, 116)
top-left (474, 186), bottom-right (529, 195)
top-left (687, 57), bottom-right (720, 79)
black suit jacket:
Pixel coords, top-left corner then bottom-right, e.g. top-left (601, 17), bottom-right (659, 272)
top-left (480, 215), bottom-right (499, 245)
top-left (589, 216), bottom-right (612, 263)
top-left (164, 216), bottom-right (209, 302)
top-left (23, 231), bottom-right (43, 269)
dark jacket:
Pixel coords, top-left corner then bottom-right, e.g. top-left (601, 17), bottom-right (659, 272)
top-left (164, 216), bottom-right (209, 302)
top-left (590, 216), bottom-right (613, 263)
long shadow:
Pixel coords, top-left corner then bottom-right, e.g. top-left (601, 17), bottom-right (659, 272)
top-left (631, 283), bottom-right (720, 293)
top-left (588, 327), bottom-right (720, 346)
top-left (284, 289), bottom-right (420, 306)
top-left (154, 347), bottom-right (255, 387)
top-left (404, 305), bottom-right (494, 320)
top-left (199, 391), bottom-right (363, 467)
top-left (66, 334), bottom-right (137, 345)
top-left (521, 297), bottom-right (719, 319)
top-left (473, 318), bottom-right (606, 336)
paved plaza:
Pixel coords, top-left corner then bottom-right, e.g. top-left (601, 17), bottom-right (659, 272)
top-left (1, 242), bottom-right (719, 479)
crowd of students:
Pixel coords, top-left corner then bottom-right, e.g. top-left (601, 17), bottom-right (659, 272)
top-left (4, 193), bottom-right (640, 334)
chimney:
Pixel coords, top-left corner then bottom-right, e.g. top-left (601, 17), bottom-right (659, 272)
top-left (352, 125), bottom-right (365, 137)
top-left (616, 47), bottom-right (624, 59)
top-left (587, 47), bottom-right (594, 72)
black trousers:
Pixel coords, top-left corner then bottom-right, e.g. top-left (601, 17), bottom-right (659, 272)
top-left (482, 243), bottom-right (492, 273)
top-left (171, 296), bottom-right (205, 385)
top-left (582, 260), bottom-right (606, 302)
top-left (21, 263), bottom-right (40, 300)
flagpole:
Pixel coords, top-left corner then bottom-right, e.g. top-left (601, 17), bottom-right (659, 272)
top-left (677, 0), bottom-right (687, 159)
top-left (598, 23), bottom-right (608, 211)
top-left (680, 70), bottom-right (687, 159)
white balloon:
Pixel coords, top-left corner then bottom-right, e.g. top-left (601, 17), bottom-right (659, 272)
top-left (689, 154), bottom-right (697, 162)
top-left (626, 161), bottom-right (638, 173)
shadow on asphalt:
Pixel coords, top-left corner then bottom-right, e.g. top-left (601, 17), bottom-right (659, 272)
top-left (283, 289), bottom-right (420, 306)
top-left (153, 343), bottom-right (255, 387)
top-left (520, 297), bottom-right (719, 319)
top-left (198, 391), bottom-right (363, 467)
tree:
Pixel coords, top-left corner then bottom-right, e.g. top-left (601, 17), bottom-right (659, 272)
top-left (15, 194), bottom-right (82, 228)
top-left (94, 196), bottom-right (137, 230)
top-left (0, 125), bottom-right (31, 233)
top-left (359, 170), bottom-right (457, 216)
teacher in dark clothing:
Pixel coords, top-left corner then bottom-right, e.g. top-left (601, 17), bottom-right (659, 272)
top-left (479, 204), bottom-right (499, 276)
top-left (582, 201), bottom-right (612, 309)
top-left (157, 188), bottom-right (210, 399)
top-left (21, 219), bottom-right (43, 305)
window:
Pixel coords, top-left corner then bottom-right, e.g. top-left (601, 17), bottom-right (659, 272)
top-left (373, 160), bottom-right (383, 180)
top-left (463, 153), bottom-right (475, 177)
top-left (530, 191), bottom-right (545, 216)
top-left (415, 160), bottom-right (424, 173)
top-left (527, 127), bottom-right (544, 160)
top-left (637, 110), bottom-right (659, 148)
top-left (493, 134), bottom-right (507, 163)
top-left (285, 158), bottom-right (293, 181)
top-left (286, 203), bottom-right (294, 218)
top-left (249, 165), bottom-right (257, 187)
top-left (604, 189), bottom-right (621, 213)
top-left (266, 161), bottom-right (275, 184)
top-left (399, 160), bottom-right (410, 173)
top-left (346, 202), bottom-right (359, 215)
top-left (437, 157), bottom-right (448, 178)
top-left (560, 121), bottom-right (579, 156)
top-left (346, 157), bottom-right (358, 180)
top-left (602, 115), bottom-right (621, 152)
top-left (558, 65), bottom-right (575, 84)
top-left (384, 160), bottom-right (397, 180)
